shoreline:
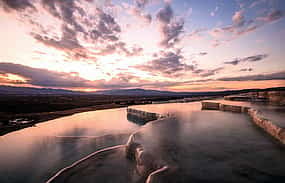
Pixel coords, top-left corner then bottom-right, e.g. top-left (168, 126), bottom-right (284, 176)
top-left (0, 103), bottom-right (127, 136)
top-left (0, 96), bottom-right (217, 136)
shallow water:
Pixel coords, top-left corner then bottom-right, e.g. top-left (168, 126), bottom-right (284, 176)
top-left (0, 108), bottom-right (138, 183)
top-left (211, 99), bottom-right (285, 127)
top-left (132, 102), bottom-right (285, 183)
top-left (0, 102), bottom-right (284, 183)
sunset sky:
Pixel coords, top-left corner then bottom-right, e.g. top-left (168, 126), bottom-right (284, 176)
top-left (0, 0), bottom-right (285, 92)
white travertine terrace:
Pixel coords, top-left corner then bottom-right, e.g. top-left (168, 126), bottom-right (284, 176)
top-left (46, 109), bottom-right (170, 183)
top-left (201, 101), bottom-right (285, 144)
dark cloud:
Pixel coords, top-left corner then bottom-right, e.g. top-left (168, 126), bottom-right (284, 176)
top-left (3, 0), bottom-right (142, 58)
top-left (160, 19), bottom-right (184, 48)
top-left (0, 0), bottom-right (35, 11)
top-left (219, 71), bottom-right (285, 81)
top-left (0, 62), bottom-right (97, 87)
top-left (135, 0), bottom-right (149, 9)
top-left (97, 42), bottom-right (143, 56)
top-left (31, 25), bottom-right (93, 60)
top-left (136, 50), bottom-right (193, 76)
top-left (240, 68), bottom-right (253, 72)
top-left (32, 25), bottom-right (82, 51)
top-left (156, 4), bottom-right (184, 48)
top-left (29, 1), bottom-right (141, 58)
top-left (224, 54), bottom-right (268, 65)
top-left (156, 4), bottom-right (173, 24)
top-left (41, 0), bottom-right (85, 33)
top-left (0, 62), bottom-right (178, 89)
top-left (258, 10), bottom-right (285, 23)
top-left (199, 67), bottom-right (224, 77)
top-left (191, 67), bottom-right (223, 77)
top-left (199, 52), bottom-right (207, 56)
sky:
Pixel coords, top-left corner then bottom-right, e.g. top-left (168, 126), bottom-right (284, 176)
top-left (0, 0), bottom-right (285, 92)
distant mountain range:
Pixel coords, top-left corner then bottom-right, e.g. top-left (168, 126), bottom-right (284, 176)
top-left (0, 85), bottom-right (284, 96)
top-left (95, 87), bottom-right (285, 96)
top-left (0, 85), bottom-right (83, 95)
top-left (95, 88), bottom-right (186, 96)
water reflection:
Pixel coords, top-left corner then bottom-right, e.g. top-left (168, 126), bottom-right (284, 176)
top-left (126, 113), bottom-right (149, 125)
top-left (0, 108), bottom-right (138, 183)
top-left (1, 102), bottom-right (284, 183)
top-left (132, 104), bottom-right (285, 183)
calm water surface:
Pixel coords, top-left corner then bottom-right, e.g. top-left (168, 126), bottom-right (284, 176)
top-left (0, 102), bottom-right (284, 183)
top-left (0, 108), bottom-right (138, 183)
top-left (132, 102), bottom-right (285, 183)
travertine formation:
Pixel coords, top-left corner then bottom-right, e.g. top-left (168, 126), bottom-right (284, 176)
top-left (248, 108), bottom-right (285, 144)
top-left (224, 91), bottom-right (285, 105)
top-left (46, 110), bottom-right (171, 183)
top-left (125, 117), bottom-right (177, 183)
top-left (202, 101), bottom-right (285, 144)
top-left (127, 108), bottom-right (161, 123)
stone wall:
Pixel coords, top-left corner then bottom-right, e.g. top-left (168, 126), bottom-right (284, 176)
top-left (127, 108), bottom-right (161, 123)
top-left (248, 108), bottom-right (285, 144)
top-left (201, 101), bottom-right (285, 144)
top-left (224, 91), bottom-right (285, 105)
top-left (267, 91), bottom-right (285, 105)
top-left (201, 102), bottom-right (220, 110)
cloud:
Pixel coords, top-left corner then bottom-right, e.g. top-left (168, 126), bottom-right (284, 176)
top-left (0, 62), bottom-right (212, 90)
top-left (0, 62), bottom-right (97, 87)
top-left (232, 10), bottom-right (245, 26)
top-left (210, 6), bottom-right (219, 17)
top-left (199, 67), bottom-right (224, 77)
top-left (188, 28), bottom-right (207, 40)
top-left (41, 0), bottom-right (85, 33)
top-left (209, 9), bottom-right (285, 47)
top-left (4, 0), bottom-right (143, 59)
top-left (156, 4), bottom-right (173, 24)
top-left (249, 0), bottom-right (266, 8)
top-left (219, 71), bottom-right (285, 81)
top-left (31, 25), bottom-right (93, 60)
top-left (0, 0), bottom-right (35, 11)
top-left (134, 0), bottom-right (149, 9)
top-left (129, 6), bottom-right (152, 24)
top-left (0, 62), bottom-right (181, 89)
top-left (257, 10), bottom-right (285, 23)
top-left (159, 19), bottom-right (184, 47)
top-left (135, 50), bottom-right (194, 76)
top-left (2, 0), bottom-right (146, 59)
top-left (156, 3), bottom-right (184, 48)
top-left (32, 25), bottom-right (82, 51)
top-left (240, 68), bottom-right (253, 72)
top-left (192, 67), bottom-right (224, 77)
top-left (224, 54), bottom-right (268, 65)
top-left (199, 52), bottom-right (207, 56)
top-left (97, 42), bottom-right (143, 56)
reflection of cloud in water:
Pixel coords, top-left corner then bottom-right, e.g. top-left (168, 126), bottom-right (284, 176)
top-left (0, 108), bottom-right (138, 183)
